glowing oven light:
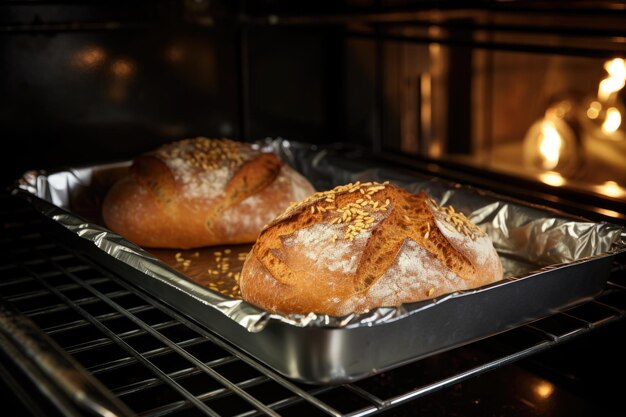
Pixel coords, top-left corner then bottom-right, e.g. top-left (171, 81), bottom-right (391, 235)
top-left (538, 121), bottom-right (562, 170)
top-left (110, 59), bottom-right (135, 79)
top-left (602, 107), bottom-right (622, 133)
top-left (586, 101), bottom-right (602, 119)
top-left (586, 58), bottom-right (625, 140)
top-left (596, 180), bottom-right (626, 198)
top-left (523, 109), bottom-right (579, 177)
top-left (598, 58), bottom-right (626, 102)
top-left (73, 46), bottom-right (106, 70)
top-left (538, 171), bottom-right (565, 187)
top-left (534, 381), bottom-right (555, 399)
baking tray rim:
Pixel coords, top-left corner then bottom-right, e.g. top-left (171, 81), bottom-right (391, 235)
top-left (9, 162), bottom-right (626, 331)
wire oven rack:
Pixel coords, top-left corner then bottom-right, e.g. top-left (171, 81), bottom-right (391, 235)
top-left (1, 191), bottom-right (626, 417)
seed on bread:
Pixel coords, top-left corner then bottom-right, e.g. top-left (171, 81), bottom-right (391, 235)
top-left (241, 183), bottom-right (503, 316)
top-left (437, 204), bottom-right (484, 239)
top-left (157, 137), bottom-right (252, 171)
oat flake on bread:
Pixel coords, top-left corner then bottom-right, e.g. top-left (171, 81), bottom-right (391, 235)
top-left (240, 181), bottom-right (504, 316)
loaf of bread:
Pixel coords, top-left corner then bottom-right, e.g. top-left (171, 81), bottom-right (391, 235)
top-left (240, 181), bottom-right (503, 316)
top-left (101, 137), bottom-right (316, 249)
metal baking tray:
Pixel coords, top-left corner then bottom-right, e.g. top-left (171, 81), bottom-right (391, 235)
top-left (11, 139), bottom-right (626, 385)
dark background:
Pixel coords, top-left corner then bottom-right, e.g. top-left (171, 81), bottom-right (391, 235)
top-left (1, 0), bottom-right (353, 186)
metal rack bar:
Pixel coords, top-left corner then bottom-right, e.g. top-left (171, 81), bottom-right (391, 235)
top-left (345, 30), bottom-right (626, 59)
top-left (0, 298), bottom-right (135, 417)
top-left (81, 257), bottom-right (347, 417)
top-left (242, 12), bottom-right (626, 38)
top-left (31, 260), bottom-right (288, 417)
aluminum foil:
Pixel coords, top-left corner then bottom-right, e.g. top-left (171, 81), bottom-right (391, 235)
top-left (14, 138), bottom-right (626, 332)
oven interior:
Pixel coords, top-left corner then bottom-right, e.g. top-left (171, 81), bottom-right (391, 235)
top-left (2, 1), bottom-right (626, 416)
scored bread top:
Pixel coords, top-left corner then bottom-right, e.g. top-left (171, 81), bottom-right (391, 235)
top-left (150, 137), bottom-right (260, 199)
top-left (240, 181), bottom-right (503, 315)
top-left (101, 137), bottom-right (316, 249)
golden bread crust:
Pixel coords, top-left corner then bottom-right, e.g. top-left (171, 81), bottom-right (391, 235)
top-left (240, 181), bottom-right (503, 315)
top-left (101, 137), bottom-right (316, 249)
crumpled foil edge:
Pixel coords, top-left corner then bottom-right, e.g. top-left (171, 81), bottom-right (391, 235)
top-left (12, 138), bottom-right (626, 332)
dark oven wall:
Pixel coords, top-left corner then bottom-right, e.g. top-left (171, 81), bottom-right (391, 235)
top-left (2, 1), bottom-right (219, 184)
top-left (1, 0), bottom-right (346, 187)
top-left (5, 0), bottom-right (626, 227)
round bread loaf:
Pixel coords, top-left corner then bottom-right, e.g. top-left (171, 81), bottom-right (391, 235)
top-left (102, 137), bottom-right (316, 249)
top-left (240, 181), bottom-right (503, 316)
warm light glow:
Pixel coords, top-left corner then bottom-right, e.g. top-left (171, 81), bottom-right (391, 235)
top-left (429, 141), bottom-right (442, 158)
top-left (587, 101), bottom-right (602, 119)
top-left (421, 73), bottom-right (433, 155)
top-left (598, 58), bottom-right (626, 101)
top-left (552, 100), bottom-right (572, 118)
top-left (73, 46), bottom-right (106, 69)
top-left (539, 172), bottom-right (565, 187)
top-left (538, 121), bottom-right (562, 170)
top-left (602, 107), bottom-right (622, 133)
top-left (598, 78), bottom-right (623, 101)
top-left (110, 59), bottom-right (135, 78)
top-left (165, 45), bottom-right (185, 63)
top-left (596, 181), bottom-right (626, 198)
top-left (428, 27), bottom-right (441, 56)
top-left (606, 58), bottom-right (626, 80)
top-left (596, 207), bottom-right (623, 218)
top-left (534, 382), bottom-right (555, 399)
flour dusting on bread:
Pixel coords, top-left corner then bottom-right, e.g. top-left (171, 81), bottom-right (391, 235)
top-left (157, 138), bottom-right (258, 199)
top-left (283, 222), bottom-right (371, 273)
top-left (428, 199), bottom-right (494, 267)
top-left (102, 137), bottom-right (317, 249)
top-left (240, 181), bottom-right (503, 316)
top-left (365, 239), bottom-right (461, 305)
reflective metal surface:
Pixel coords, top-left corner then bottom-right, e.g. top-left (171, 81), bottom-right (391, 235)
top-left (11, 139), bottom-right (626, 384)
top-left (0, 299), bottom-right (134, 417)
